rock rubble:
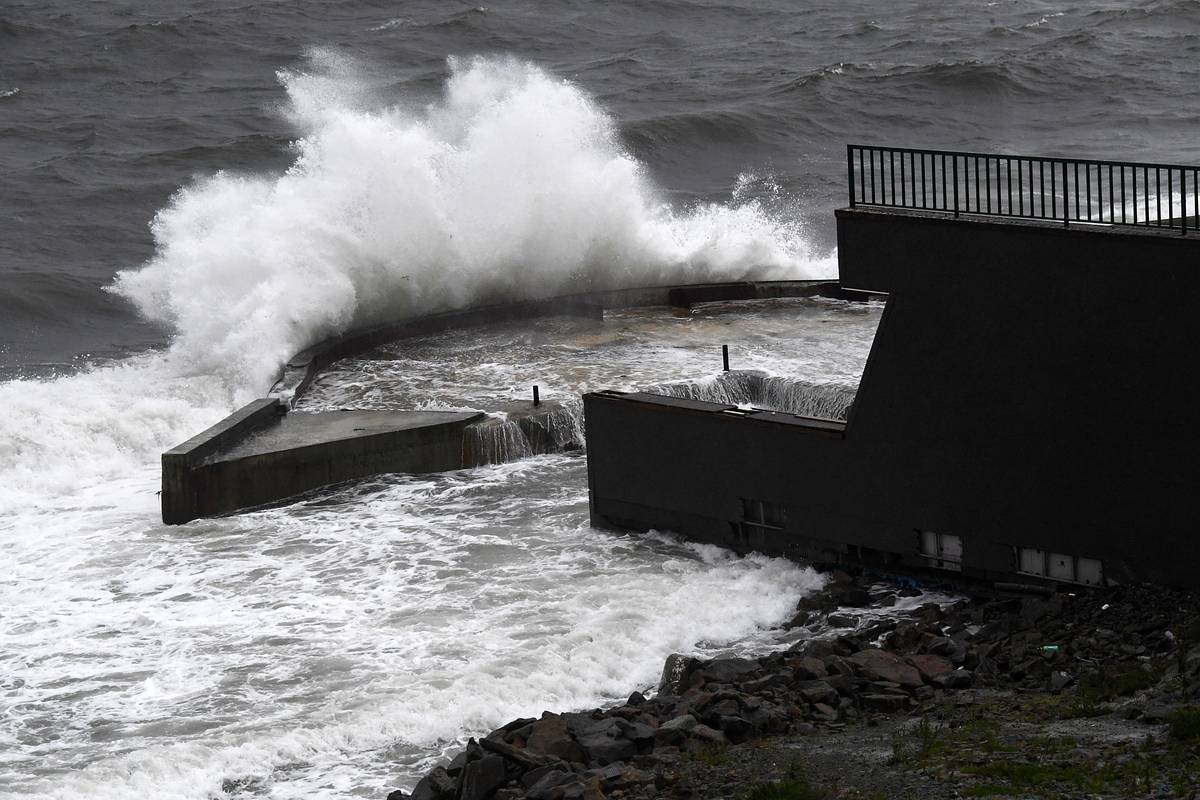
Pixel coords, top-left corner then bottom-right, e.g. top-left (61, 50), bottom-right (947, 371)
top-left (387, 573), bottom-right (1200, 800)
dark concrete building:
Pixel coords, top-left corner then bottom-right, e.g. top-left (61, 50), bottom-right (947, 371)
top-left (585, 148), bottom-right (1200, 588)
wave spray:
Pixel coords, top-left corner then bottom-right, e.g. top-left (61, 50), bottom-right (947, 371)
top-left (113, 52), bottom-right (833, 395)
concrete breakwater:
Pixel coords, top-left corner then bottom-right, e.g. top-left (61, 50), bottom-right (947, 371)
top-left (385, 575), bottom-right (1200, 800)
top-left (162, 407), bottom-right (486, 523)
top-left (161, 280), bottom-right (845, 524)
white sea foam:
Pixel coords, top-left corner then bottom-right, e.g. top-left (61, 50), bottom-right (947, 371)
top-left (0, 356), bottom-right (234, 515)
top-left (112, 52), bottom-right (834, 395)
top-left (5, 458), bottom-right (824, 800)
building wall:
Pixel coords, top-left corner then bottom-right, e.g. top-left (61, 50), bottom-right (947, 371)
top-left (585, 210), bottom-right (1200, 587)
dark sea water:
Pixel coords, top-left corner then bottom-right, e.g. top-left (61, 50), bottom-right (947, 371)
top-left (3, 0), bottom-right (1199, 372)
top-left (2, 3), bottom-right (1199, 799)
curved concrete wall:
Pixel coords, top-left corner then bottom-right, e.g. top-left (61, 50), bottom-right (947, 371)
top-left (269, 280), bottom-right (839, 405)
top-left (164, 279), bottom-right (839, 523)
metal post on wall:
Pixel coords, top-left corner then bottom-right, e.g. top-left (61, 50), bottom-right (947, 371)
top-left (722, 345), bottom-right (730, 372)
top-left (1182, 169), bottom-right (1189, 236)
top-left (533, 385), bottom-right (540, 406)
top-left (1062, 161), bottom-right (1070, 228)
top-left (952, 155), bottom-right (959, 218)
top-left (847, 145), bottom-right (856, 207)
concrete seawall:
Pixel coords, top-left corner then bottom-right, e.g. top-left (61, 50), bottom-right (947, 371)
top-left (163, 279), bottom-right (839, 524)
top-left (162, 398), bottom-right (286, 524)
top-left (268, 281), bottom-right (845, 403)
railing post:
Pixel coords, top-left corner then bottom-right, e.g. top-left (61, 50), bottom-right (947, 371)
top-left (952, 155), bottom-right (959, 218)
top-left (1182, 169), bottom-right (1189, 236)
top-left (1062, 160), bottom-right (1069, 228)
top-left (847, 145), bottom-right (856, 207)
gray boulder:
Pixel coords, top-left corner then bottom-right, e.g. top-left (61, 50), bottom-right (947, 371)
top-left (658, 654), bottom-right (698, 694)
top-left (458, 755), bottom-right (509, 800)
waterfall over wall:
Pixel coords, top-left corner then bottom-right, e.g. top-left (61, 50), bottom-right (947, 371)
top-left (649, 370), bottom-right (856, 421)
top-left (461, 371), bottom-right (857, 467)
top-left (463, 401), bottom-right (586, 466)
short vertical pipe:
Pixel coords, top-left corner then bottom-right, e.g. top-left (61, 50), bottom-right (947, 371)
top-left (533, 385), bottom-right (540, 406)
top-left (722, 344), bottom-right (729, 372)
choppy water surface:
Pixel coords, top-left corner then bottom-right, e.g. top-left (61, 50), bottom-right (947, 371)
top-left (1, 299), bottom-right (879, 800)
top-left (4, 1), bottom-right (1196, 797)
top-left (298, 297), bottom-right (881, 412)
top-left (5, 1), bottom-right (1200, 370)
top-left (3, 459), bottom-right (817, 800)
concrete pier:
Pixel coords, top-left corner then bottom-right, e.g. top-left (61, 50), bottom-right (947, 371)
top-left (163, 408), bottom-right (482, 524)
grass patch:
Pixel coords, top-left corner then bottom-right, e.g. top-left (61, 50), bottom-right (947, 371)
top-left (687, 741), bottom-right (730, 767)
top-left (1076, 661), bottom-right (1163, 703)
top-left (962, 759), bottom-right (1107, 793)
top-left (884, 698), bottom-right (1200, 798)
top-left (888, 711), bottom-right (1012, 767)
top-left (962, 785), bottom-right (1014, 797)
top-left (1018, 660), bottom-right (1167, 720)
top-left (887, 716), bottom-right (945, 766)
top-left (1168, 706), bottom-right (1200, 742)
top-left (738, 765), bottom-right (833, 800)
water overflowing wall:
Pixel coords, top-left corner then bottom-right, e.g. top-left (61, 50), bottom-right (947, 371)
top-left (461, 372), bottom-right (857, 468)
top-left (649, 370), bottom-right (856, 421)
top-left (462, 401), bottom-right (586, 466)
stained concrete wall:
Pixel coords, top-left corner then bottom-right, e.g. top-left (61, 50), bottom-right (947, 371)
top-left (162, 398), bottom-right (283, 524)
top-left (586, 210), bottom-right (1200, 587)
top-left (163, 410), bottom-right (482, 524)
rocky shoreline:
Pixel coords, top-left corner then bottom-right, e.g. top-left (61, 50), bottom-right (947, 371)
top-left (387, 572), bottom-right (1200, 800)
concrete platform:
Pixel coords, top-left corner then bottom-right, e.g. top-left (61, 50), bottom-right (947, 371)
top-left (162, 279), bottom-right (840, 524)
top-left (163, 407), bottom-right (483, 524)
top-left (213, 410), bottom-right (477, 460)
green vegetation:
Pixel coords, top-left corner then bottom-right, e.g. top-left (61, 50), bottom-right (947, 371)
top-left (887, 711), bottom-right (1010, 767)
top-left (1075, 660), bottom-right (1164, 703)
top-left (888, 716), bottom-right (945, 766)
top-left (687, 741), bottom-right (730, 767)
top-left (882, 698), bottom-right (1200, 798)
top-left (961, 784), bottom-right (1014, 797)
top-left (962, 758), bottom-right (1110, 793)
top-left (1168, 706), bottom-right (1200, 742)
top-left (738, 765), bottom-right (833, 800)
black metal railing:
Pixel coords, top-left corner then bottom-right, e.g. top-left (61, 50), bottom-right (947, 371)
top-left (848, 145), bottom-right (1199, 235)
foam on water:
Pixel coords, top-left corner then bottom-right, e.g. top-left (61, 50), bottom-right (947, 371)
top-left (0, 356), bottom-right (235, 516)
top-left (297, 298), bottom-right (879, 413)
top-left (4, 457), bottom-right (824, 799)
top-left (111, 52), bottom-right (834, 395)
